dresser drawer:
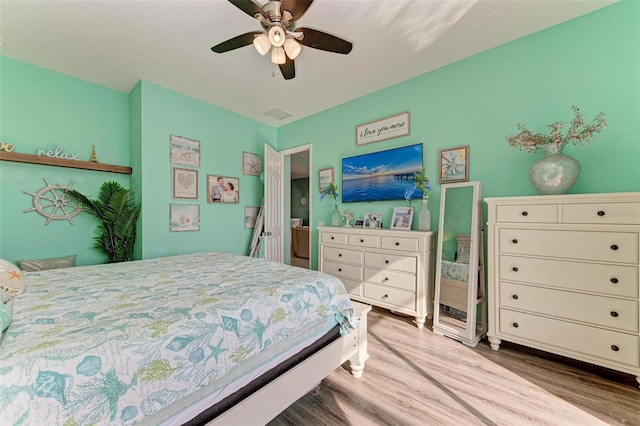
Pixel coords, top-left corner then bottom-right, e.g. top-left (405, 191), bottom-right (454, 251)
top-left (341, 278), bottom-right (362, 297)
top-left (499, 309), bottom-right (639, 367)
top-left (364, 268), bottom-right (416, 292)
top-left (563, 202), bottom-right (640, 225)
top-left (381, 236), bottom-right (420, 252)
top-left (496, 204), bottom-right (558, 223)
top-left (499, 255), bottom-right (639, 298)
top-left (321, 232), bottom-right (348, 245)
top-left (363, 283), bottom-right (415, 310)
top-left (364, 252), bottom-right (416, 273)
top-left (500, 282), bottom-right (638, 332)
top-left (348, 234), bottom-right (380, 248)
top-left (499, 229), bottom-right (639, 264)
top-left (322, 260), bottom-right (362, 281)
top-left (323, 246), bottom-right (363, 265)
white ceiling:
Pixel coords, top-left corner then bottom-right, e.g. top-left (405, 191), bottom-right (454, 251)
top-left (0, 0), bottom-right (616, 126)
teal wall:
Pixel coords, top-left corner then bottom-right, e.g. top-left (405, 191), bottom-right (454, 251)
top-left (277, 1), bottom-right (640, 269)
top-left (1, 2), bottom-right (638, 269)
top-left (0, 56), bottom-right (130, 265)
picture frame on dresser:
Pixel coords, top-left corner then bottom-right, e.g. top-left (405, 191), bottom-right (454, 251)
top-left (354, 219), bottom-right (364, 228)
top-left (363, 213), bottom-right (382, 229)
top-left (390, 207), bottom-right (413, 230)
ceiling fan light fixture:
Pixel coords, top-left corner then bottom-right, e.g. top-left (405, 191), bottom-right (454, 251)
top-left (283, 38), bottom-right (301, 60)
top-left (253, 34), bottom-right (271, 56)
top-left (271, 47), bottom-right (286, 65)
top-left (268, 26), bottom-right (286, 48)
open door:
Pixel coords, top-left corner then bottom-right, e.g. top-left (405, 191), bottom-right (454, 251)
top-left (263, 143), bottom-right (284, 262)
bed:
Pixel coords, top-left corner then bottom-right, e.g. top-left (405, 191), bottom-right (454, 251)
top-left (439, 234), bottom-right (471, 312)
top-left (0, 252), bottom-right (369, 425)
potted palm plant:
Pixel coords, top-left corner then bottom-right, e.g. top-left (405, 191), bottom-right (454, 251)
top-left (65, 181), bottom-right (141, 263)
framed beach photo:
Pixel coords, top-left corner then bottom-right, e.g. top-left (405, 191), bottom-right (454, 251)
top-left (172, 167), bottom-right (198, 199)
top-left (170, 204), bottom-right (200, 232)
top-left (207, 175), bottom-right (240, 203)
top-left (440, 145), bottom-right (469, 183)
top-left (242, 151), bottom-right (262, 176)
top-left (363, 213), bottom-right (382, 229)
top-left (170, 134), bottom-right (200, 168)
top-left (319, 167), bottom-right (334, 193)
top-left (390, 207), bottom-right (414, 230)
top-left (244, 206), bottom-right (259, 229)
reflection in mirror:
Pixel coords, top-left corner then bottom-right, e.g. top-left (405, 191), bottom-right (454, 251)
top-left (432, 181), bottom-right (486, 346)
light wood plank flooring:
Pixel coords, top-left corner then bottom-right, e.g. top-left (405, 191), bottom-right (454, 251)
top-left (269, 307), bottom-right (640, 426)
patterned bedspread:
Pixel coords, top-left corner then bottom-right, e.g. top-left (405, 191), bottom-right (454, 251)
top-left (440, 259), bottom-right (469, 283)
top-left (0, 252), bottom-right (355, 425)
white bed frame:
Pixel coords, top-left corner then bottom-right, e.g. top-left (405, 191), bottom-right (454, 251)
top-left (439, 235), bottom-right (471, 312)
top-left (209, 301), bottom-right (371, 425)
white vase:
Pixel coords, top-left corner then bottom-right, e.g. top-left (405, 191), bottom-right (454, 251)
top-left (418, 197), bottom-right (430, 231)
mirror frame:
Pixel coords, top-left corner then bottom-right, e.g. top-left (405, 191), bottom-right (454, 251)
top-left (432, 181), bottom-right (486, 346)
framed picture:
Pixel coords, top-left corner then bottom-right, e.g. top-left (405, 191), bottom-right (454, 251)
top-left (170, 204), bottom-right (199, 232)
top-left (318, 167), bottom-right (334, 193)
top-left (342, 143), bottom-right (423, 202)
top-left (440, 145), bottom-right (469, 183)
top-left (170, 134), bottom-right (200, 168)
top-left (243, 151), bottom-right (262, 176)
top-left (172, 167), bottom-right (198, 199)
top-left (356, 112), bottom-right (410, 146)
top-left (207, 175), bottom-right (240, 203)
top-left (244, 206), bottom-right (260, 229)
top-left (390, 207), bottom-right (414, 230)
top-left (363, 213), bottom-right (382, 229)
top-left (354, 219), bottom-right (364, 228)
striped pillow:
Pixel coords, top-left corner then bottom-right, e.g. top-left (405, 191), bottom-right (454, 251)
top-left (17, 254), bottom-right (76, 272)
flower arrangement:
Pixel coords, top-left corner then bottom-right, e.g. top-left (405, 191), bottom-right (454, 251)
top-left (506, 106), bottom-right (607, 154)
top-left (404, 167), bottom-right (432, 204)
top-left (320, 183), bottom-right (339, 204)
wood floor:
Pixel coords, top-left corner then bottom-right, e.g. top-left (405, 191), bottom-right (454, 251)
top-left (269, 307), bottom-right (640, 426)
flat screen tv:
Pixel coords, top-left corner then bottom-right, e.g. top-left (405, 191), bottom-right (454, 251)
top-left (342, 143), bottom-right (423, 203)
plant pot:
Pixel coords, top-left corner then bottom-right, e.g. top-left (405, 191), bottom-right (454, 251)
top-left (528, 144), bottom-right (580, 195)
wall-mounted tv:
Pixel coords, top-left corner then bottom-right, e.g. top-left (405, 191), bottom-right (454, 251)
top-left (342, 143), bottom-right (423, 203)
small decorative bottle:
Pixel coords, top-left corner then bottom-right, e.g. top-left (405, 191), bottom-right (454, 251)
top-left (331, 203), bottom-right (341, 226)
top-left (418, 197), bottom-right (430, 231)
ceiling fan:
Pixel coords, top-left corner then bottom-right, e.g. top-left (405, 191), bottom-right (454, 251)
top-left (211, 0), bottom-right (353, 80)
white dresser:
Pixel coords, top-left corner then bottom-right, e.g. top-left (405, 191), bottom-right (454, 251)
top-left (485, 193), bottom-right (640, 386)
top-left (318, 226), bottom-right (435, 328)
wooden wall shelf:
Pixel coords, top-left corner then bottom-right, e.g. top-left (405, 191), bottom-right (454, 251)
top-left (0, 151), bottom-right (132, 174)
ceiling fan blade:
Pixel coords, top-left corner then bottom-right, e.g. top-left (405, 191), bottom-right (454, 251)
top-left (279, 57), bottom-right (296, 80)
top-left (281, 0), bottom-right (313, 21)
top-left (228, 0), bottom-right (266, 20)
top-left (297, 27), bottom-right (353, 54)
top-left (211, 31), bottom-right (263, 53)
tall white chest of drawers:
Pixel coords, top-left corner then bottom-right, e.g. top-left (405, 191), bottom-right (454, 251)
top-left (485, 193), bottom-right (640, 386)
top-left (318, 227), bottom-right (435, 328)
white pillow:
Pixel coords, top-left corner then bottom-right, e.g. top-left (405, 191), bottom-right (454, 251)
top-left (0, 259), bottom-right (25, 303)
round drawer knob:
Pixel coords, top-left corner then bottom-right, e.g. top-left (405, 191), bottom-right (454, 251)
top-left (338, 253), bottom-right (343, 257)
top-left (512, 239), bottom-right (518, 244)
top-left (611, 345), bottom-right (620, 352)
top-left (512, 322), bottom-right (519, 328)
top-left (610, 244), bottom-right (619, 251)
top-left (395, 242), bottom-right (400, 246)
top-left (512, 267), bottom-right (519, 272)
top-left (610, 277), bottom-right (619, 284)
top-left (360, 239), bottom-right (364, 243)
top-left (521, 211), bottom-right (528, 216)
top-left (512, 294), bottom-right (519, 300)
top-left (338, 268), bottom-right (342, 272)
top-left (385, 260), bottom-right (390, 264)
top-left (597, 210), bottom-right (606, 216)
top-left (383, 277), bottom-right (389, 282)
top-left (382, 294), bottom-right (389, 299)
top-left (610, 311), bottom-right (619, 318)
top-left (331, 236), bottom-right (335, 240)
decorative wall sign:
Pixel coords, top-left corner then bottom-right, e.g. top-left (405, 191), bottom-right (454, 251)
top-left (440, 145), bottom-right (470, 183)
top-left (170, 135), bottom-right (200, 168)
top-left (243, 152), bottom-right (262, 176)
top-left (207, 175), bottom-right (240, 203)
top-left (172, 167), bottom-right (198, 199)
top-left (170, 204), bottom-right (200, 232)
top-left (0, 141), bottom-right (16, 152)
top-left (356, 112), bottom-right (410, 146)
top-left (244, 206), bottom-right (259, 229)
top-left (23, 178), bottom-right (82, 225)
top-left (37, 145), bottom-right (79, 160)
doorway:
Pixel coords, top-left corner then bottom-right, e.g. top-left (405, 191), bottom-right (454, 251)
top-left (288, 149), bottom-right (310, 269)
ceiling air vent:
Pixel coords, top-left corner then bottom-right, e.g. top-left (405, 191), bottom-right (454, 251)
top-left (263, 108), bottom-right (292, 120)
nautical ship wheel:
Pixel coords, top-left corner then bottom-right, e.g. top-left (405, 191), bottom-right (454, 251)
top-left (24, 179), bottom-right (82, 225)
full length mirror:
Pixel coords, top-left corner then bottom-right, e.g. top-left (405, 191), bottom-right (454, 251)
top-left (432, 181), bottom-right (486, 346)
